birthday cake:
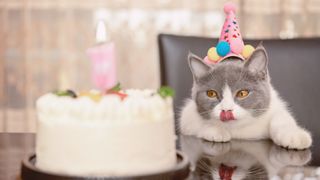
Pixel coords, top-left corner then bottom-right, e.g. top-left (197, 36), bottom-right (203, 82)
top-left (35, 87), bottom-right (177, 176)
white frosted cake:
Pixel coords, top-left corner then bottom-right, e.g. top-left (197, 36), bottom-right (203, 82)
top-left (35, 89), bottom-right (176, 176)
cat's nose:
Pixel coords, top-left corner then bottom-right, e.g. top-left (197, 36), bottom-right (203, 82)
top-left (220, 110), bottom-right (235, 122)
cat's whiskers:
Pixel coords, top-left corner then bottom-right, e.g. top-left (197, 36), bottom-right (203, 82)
top-left (247, 109), bottom-right (268, 113)
top-left (248, 109), bottom-right (268, 111)
top-left (199, 108), bottom-right (267, 114)
top-left (198, 111), bottom-right (212, 115)
top-left (247, 165), bottom-right (266, 175)
top-left (196, 159), bottom-right (212, 173)
top-left (198, 110), bottom-right (213, 115)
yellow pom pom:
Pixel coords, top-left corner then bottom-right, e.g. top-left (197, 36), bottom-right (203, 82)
top-left (241, 45), bottom-right (255, 59)
top-left (207, 47), bottom-right (220, 62)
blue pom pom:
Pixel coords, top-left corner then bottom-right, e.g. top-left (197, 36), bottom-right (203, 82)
top-left (216, 41), bottom-right (231, 56)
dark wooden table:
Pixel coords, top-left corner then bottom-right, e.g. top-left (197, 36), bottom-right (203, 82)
top-left (0, 133), bottom-right (35, 180)
top-left (1, 133), bottom-right (319, 180)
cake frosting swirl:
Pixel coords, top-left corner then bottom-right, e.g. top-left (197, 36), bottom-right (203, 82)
top-left (37, 89), bottom-right (173, 123)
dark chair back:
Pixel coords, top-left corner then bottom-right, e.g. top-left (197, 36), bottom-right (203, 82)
top-left (158, 34), bottom-right (320, 164)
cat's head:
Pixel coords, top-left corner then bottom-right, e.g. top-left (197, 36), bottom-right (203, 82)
top-left (188, 43), bottom-right (270, 125)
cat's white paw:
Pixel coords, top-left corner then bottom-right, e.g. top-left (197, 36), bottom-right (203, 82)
top-left (270, 145), bottom-right (311, 166)
top-left (272, 128), bottom-right (312, 149)
top-left (197, 127), bottom-right (231, 142)
top-left (201, 141), bottom-right (231, 156)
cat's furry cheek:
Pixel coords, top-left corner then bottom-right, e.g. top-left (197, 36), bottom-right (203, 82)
top-left (232, 105), bottom-right (251, 120)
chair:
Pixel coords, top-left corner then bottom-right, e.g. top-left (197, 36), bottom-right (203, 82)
top-left (158, 33), bottom-right (320, 165)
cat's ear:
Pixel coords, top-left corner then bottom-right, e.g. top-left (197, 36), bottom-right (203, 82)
top-left (188, 52), bottom-right (210, 80)
top-left (244, 42), bottom-right (268, 74)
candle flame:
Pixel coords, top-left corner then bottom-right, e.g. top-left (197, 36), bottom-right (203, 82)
top-left (96, 20), bottom-right (107, 43)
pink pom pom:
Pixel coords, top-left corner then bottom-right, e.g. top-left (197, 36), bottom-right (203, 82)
top-left (230, 39), bottom-right (244, 54)
top-left (203, 56), bottom-right (211, 64)
top-left (224, 2), bottom-right (237, 14)
top-left (204, 56), bottom-right (217, 64)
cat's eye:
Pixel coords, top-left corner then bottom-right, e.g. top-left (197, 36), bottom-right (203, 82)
top-left (206, 90), bottom-right (218, 98)
top-left (236, 90), bottom-right (250, 98)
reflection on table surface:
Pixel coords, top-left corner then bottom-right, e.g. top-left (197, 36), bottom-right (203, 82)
top-left (180, 135), bottom-right (313, 180)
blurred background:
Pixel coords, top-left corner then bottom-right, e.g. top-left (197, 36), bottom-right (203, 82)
top-left (0, 0), bottom-right (320, 132)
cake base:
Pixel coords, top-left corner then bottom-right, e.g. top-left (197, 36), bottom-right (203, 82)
top-left (21, 151), bottom-right (190, 180)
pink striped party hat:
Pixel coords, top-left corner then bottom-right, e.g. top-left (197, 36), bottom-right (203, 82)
top-left (204, 2), bottom-right (255, 64)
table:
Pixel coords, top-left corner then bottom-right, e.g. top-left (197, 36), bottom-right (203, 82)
top-left (1, 133), bottom-right (319, 180)
top-left (180, 135), bottom-right (320, 180)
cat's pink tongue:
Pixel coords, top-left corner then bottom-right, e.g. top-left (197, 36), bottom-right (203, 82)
top-left (219, 164), bottom-right (236, 180)
top-left (220, 110), bottom-right (235, 122)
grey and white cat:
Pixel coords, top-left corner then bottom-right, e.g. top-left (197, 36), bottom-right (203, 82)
top-left (179, 44), bottom-right (312, 149)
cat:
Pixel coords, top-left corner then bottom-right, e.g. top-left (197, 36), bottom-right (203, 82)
top-left (179, 43), bottom-right (312, 149)
top-left (180, 135), bottom-right (311, 180)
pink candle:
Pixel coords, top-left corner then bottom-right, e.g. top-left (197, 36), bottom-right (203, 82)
top-left (87, 21), bottom-right (117, 91)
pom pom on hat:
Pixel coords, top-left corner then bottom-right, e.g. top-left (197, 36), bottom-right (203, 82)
top-left (204, 56), bottom-right (214, 64)
top-left (216, 41), bottom-right (231, 57)
top-left (223, 2), bottom-right (237, 14)
top-left (207, 47), bottom-right (221, 62)
top-left (241, 44), bottom-right (255, 58)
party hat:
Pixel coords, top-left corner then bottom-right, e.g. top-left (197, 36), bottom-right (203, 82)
top-left (204, 2), bottom-right (255, 64)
